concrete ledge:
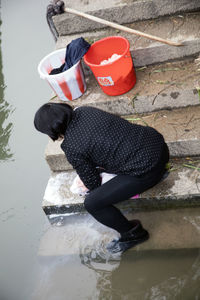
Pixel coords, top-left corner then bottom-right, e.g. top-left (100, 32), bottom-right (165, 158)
top-left (74, 88), bottom-right (200, 116)
top-left (53, 0), bottom-right (200, 35)
top-left (42, 157), bottom-right (200, 216)
top-left (45, 138), bottom-right (200, 172)
top-left (168, 140), bottom-right (200, 157)
top-left (132, 39), bottom-right (200, 68)
top-left (43, 192), bottom-right (200, 217)
top-left (133, 89), bottom-right (200, 114)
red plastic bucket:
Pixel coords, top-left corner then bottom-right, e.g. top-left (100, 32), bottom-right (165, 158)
top-left (84, 36), bottom-right (136, 96)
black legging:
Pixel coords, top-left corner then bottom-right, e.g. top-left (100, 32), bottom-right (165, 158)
top-left (84, 143), bottom-right (169, 234)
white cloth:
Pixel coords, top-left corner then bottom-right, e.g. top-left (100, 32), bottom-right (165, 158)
top-left (70, 172), bottom-right (116, 196)
top-left (100, 53), bottom-right (122, 65)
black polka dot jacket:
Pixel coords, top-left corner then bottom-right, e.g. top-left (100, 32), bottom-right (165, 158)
top-left (61, 106), bottom-right (165, 191)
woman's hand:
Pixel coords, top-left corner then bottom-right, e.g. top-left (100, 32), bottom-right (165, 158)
top-left (76, 177), bottom-right (89, 193)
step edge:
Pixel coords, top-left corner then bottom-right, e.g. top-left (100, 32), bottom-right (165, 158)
top-left (52, 0), bottom-right (200, 35)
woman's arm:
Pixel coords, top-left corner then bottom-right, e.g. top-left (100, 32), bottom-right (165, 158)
top-left (67, 153), bottom-right (102, 191)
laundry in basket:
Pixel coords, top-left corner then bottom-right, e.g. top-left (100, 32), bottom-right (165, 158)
top-left (37, 38), bottom-right (90, 101)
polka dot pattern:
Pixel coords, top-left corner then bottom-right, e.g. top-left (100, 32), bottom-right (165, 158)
top-left (61, 106), bottom-right (164, 190)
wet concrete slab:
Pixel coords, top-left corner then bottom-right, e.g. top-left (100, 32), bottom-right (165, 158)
top-left (38, 207), bottom-right (200, 256)
top-left (45, 105), bottom-right (200, 172)
top-left (42, 157), bottom-right (200, 216)
top-left (129, 207), bottom-right (200, 251)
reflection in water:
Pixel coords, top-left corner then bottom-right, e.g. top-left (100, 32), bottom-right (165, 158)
top-left (33, 214), bottom-right (200, 300)
top-left (80, 238), bottom-right (200, 299)
top-left (110, 249), bottom-right (200, 300)
top-left (0, 17), bottom-right (13, 161)
top-left (79, 220), bottom-right (121, 300)
top-left (143, 251), bottom-right (200, 300)
top-left (33, 214), bottom-right (121, 300)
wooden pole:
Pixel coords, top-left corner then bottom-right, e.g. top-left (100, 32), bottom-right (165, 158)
top-left (64, 7), bottom-right (183, 47)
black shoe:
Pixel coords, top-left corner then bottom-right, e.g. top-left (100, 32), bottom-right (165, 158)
top-left (107, 220), bottom-right (149, 254)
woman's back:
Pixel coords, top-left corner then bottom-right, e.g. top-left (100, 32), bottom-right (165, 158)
top-left (61, 106), bottom-right (164, 176)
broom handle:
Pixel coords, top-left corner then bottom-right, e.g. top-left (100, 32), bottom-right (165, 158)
top-left (64, 7), bottom-right (183, 47)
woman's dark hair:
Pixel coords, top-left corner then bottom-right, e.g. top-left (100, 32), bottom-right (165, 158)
top-left (34, 102), bottom-right (73, 141)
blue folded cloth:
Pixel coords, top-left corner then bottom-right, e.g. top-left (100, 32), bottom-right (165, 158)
top-left (50, 37), bottom-right (90, 75)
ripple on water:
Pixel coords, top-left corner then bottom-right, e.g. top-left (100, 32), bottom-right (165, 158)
top-left (50, 214), bottom-right (122, 271)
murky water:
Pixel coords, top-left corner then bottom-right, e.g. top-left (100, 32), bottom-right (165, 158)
top-left (33, 214), bottom-right (200, 300)
top-left (0, 1), bottom-right (200, 300)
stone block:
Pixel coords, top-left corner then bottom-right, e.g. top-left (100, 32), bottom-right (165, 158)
top-left (53, 0), bottom-right (200, 35)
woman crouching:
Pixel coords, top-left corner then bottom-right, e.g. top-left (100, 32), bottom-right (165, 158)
top-left (34, 103), bottom-right (169, 253)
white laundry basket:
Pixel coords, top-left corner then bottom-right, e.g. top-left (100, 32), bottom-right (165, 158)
top-left (38, 48), bottom-right (86, 101)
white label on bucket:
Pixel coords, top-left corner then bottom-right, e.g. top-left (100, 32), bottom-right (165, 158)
top-left (97, 76), bottom-right (114, 86)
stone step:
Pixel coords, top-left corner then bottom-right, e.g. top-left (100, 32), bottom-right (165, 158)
top-left (56, 12), bottom-right (200, 67)
top-left (52, 58), bottom-right (199, 114)
top-left (52, 0), bottom-right (200, 35)
top-left (42, 157), bottom-right (200, 216)
top-left (45, 104), bottom-right (200, 172)
top-left (38, 207), bottom-right (200, 256)
top-left (68, 58), bottom-right (200, 114)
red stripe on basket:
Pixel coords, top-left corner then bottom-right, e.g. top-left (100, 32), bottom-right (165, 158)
top-left (58, 78), bottom-right (72, 101)
top-left (46, 63), bottom-right (53, 75)
top-left (75, 68), bottom-right (84, 94)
